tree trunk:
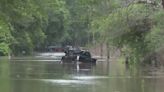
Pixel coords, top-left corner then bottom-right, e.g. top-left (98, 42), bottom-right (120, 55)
top-left (106, 42), bottom-right (110, 61)
top-left (162, 0), bottom-right (164, 8)
top-left (100, 43), bottom-right (103, 58)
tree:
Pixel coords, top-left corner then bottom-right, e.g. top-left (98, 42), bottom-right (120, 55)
top-left (162, 0), bottom-right (164, 8)
top-left (0, 16), bottom-right (12, 55)
top-left (0, 0), bottom-right (70, 55)
top-left (91, 1), bottom-right (164, 64)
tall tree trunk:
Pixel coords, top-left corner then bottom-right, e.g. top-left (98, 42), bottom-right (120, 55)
top-left (100, 43), bottom-right (103, 58)
top-left (162, 0), bottom-right (164, 8)
top-left (106, 42), bottom-right (110, 61)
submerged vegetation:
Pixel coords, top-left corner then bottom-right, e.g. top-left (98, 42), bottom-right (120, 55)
top-left (0, 0), bottom-right (164, 64)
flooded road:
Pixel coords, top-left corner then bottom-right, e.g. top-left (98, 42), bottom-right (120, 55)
top-left (0, 57), bottom-right (164, 92)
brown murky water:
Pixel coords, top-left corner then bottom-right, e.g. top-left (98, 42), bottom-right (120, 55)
top-left (0, 56), bottom-right (164, 92)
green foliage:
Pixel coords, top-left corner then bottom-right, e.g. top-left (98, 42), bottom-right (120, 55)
top-left (0, 16), bottom-right (12, 55)
top-left (45, 0), bottom-right (70, 45)
top-left (0, 0), bottom-right (163, 59)
top-left (91, 3), bottom-right (163, 63)
top-left (145, 10), bottom-right (164, 52)
top-left (0, 43), bottom-right (9, 56)
top-left (0, 0), bottom-right (71, 55)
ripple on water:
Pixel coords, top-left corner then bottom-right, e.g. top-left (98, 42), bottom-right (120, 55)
top-left (41, 79), bottom-right (95, 85)
top-left (73, 76), bottom-right (109, 80)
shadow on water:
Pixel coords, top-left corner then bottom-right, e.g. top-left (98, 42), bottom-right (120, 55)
top-left (1, 56), bottom-right (164, 92)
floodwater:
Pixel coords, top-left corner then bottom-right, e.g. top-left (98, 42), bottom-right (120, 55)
top-left (0, 56), bottom-right (164, 92)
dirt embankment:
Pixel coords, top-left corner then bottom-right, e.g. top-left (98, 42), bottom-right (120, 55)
top-left (89, 44), bottom-right (164, 66)
top-left (88, 44), bottom-right (121, 61)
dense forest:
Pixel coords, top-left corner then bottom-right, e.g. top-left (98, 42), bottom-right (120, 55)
top-left (0, 0), bottom-right (164, 64)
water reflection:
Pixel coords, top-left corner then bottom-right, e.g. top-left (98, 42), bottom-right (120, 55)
top-left (0, 57), bottom-right (164, 92)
